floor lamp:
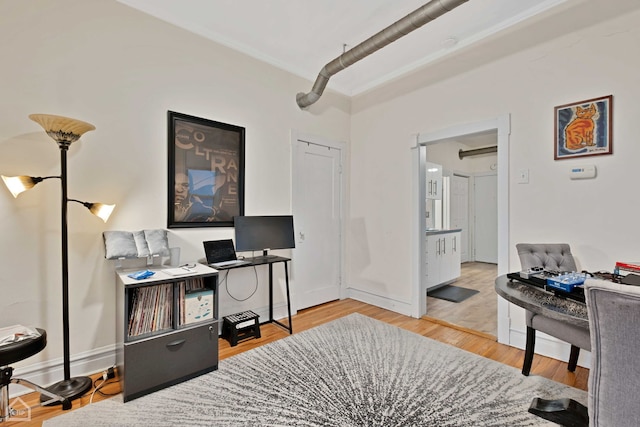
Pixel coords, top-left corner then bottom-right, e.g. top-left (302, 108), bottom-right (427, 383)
top-left (1, 114), bottom-right (115, 402)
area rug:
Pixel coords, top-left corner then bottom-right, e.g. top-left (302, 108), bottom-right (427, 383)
top-left (44, 313), bottom-right (586, 426)
top-left (428, 284), bottom-right (480, 302)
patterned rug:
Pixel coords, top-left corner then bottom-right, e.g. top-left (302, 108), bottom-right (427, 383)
top-left (44, 313), bottom-right (586, 426)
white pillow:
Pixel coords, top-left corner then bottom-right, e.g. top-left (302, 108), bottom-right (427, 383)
top-left (144, 229), bottom-right (170, 256)
top-left (103, 231), bottom-right (138, 259)
top-left (133, 230), bottom-right (150, 257)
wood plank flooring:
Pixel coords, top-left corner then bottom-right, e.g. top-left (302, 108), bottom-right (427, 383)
top-left (7, 298), bottom-right (587, 427)
top-left (427, 262), bottom-right (498, 336)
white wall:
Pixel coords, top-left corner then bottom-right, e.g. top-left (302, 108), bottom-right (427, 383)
top-left (427, 141), bottom-right (497, 175)
top-left (4, 0), bottom-right (640, 381)
top-left (0, 0), bottom-right (350, 377)
top-left (348, 3), bottom-right (640, 359)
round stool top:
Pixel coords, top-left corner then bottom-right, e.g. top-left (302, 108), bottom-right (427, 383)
top-left (0, 328), bottom-right (46, 366)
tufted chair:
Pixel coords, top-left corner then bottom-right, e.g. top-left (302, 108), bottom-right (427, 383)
top-left (585, 278), bottom-right (640, 426)
top-left (516, 243), bottom-right (591, 376)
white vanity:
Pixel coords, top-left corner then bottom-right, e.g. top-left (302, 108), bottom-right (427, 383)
top-left (425, 229), bottom-right (462, 289)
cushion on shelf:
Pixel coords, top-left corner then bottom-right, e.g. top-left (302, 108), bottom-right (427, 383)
top-left (103, 229), bottom-right (169, 259)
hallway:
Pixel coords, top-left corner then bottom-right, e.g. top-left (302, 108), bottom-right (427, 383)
top-left (425, 262), bottom-right (498, 337)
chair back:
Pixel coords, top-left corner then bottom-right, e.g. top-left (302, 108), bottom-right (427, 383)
top-left (585, 279), bottom-right (640, 426)
top-left (516, 243), bottom-right (577, 272)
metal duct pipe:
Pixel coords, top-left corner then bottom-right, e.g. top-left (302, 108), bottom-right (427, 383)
top-left (458, 145), bottom-right (497, 159)
top-left (296, 0), bottom-right (470, 109)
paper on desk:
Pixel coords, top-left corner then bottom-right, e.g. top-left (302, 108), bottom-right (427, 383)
top-left (0, 325), bottom-right (41, 347)
top-left (164, 266), bottom-right (196, 276)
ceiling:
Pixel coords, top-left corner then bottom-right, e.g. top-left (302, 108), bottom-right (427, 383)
top-left (116, 0), bottom-right (573, 97)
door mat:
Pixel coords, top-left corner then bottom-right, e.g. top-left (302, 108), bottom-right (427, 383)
top-left (428, 285), bottom-right (479, 303)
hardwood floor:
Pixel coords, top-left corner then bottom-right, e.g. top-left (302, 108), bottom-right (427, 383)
top-left (7, 298), bottom-right (588, 426)
top-left (426, 262), bottom-right (498, 336)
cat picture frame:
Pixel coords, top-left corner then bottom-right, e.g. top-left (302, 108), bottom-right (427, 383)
top-left (554, 95), bottom-right (612, 160)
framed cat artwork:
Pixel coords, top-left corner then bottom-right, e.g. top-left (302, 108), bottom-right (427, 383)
top-left (554, 95), bottom-right (612, 160)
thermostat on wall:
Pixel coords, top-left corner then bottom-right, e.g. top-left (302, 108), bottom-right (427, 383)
top-left (569, 165), bottom-right (596, 180)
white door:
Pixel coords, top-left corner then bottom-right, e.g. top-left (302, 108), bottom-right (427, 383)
top-left (292, 136), bottom-right (342, 310)
top-left (474, 173), bottom-right (498, 263)
top-left (450, 174), bottom-right (469, 262)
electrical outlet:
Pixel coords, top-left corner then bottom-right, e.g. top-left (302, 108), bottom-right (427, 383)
top-left (517, 169), bottom-right (529, 184)
top-left (107, 366), bottom-right (116, 379)
top-left (103, 366), bottom-right (116, 380)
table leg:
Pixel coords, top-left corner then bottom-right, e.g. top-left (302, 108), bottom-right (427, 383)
top-left (268, 263), bottom-right (274, 322)
top-left (284, 262), bottom-right (292, 333)
top-left (270, 261), bottom-right (293, 334)
top-left (529, 397), bottom-right (588, 427)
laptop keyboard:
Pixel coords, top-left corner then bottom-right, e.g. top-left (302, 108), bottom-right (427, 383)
top-left (211, 260), bottom-right (251, 268)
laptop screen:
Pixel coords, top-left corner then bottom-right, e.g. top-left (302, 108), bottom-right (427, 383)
top-left (203, 239), bottom-right (238, 264)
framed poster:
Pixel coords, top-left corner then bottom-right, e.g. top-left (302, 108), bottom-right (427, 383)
top-left (554, 95), bottom-right (612, 160)
top-left (168, 111), bottom-right (245, 228)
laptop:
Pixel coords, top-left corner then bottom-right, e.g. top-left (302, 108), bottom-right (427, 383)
top-left (203, 239), bottom-right (250, 269)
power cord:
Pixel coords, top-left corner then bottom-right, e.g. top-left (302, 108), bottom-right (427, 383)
top-left (89, 366), bottom-right (120, 403)
top-left (222, 267), bottom-right (259, 301)
top-left (89, 377), bottom-right (106, 404)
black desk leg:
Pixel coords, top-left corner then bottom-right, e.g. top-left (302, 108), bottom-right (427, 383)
top-left (270, 261), bottom-right (293, 334)
top-left (268, 263), bottom-right (274, 322)
top-left (284, 262), bottom-right (292, 333)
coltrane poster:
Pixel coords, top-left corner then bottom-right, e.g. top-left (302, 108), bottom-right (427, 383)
top-left (168, 111), bottom-right (245, 228)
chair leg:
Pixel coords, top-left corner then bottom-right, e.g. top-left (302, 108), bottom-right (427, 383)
top-left (522, 326), bottom-right (536, 376)
top-left (568, 345), bottom-right (580, 372)
top-left (1, 367), bottom-right (11, 422)
top-left (15, 378), bottom-right (71, 410)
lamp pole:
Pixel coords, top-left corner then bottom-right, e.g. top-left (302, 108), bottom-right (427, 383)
top-left (40, 125), bottom-right (93, 402)
top-left (60, 141), bottom-right (71, 381)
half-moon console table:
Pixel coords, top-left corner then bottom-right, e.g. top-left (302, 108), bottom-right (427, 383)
top-left (494, 274), bottom-right (589, 426)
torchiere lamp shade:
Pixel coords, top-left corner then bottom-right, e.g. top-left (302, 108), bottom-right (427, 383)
top-left (29, 114), bottom-right (95, 145)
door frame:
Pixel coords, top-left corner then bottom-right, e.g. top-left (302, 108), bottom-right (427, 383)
top-left (411, 115), bottom-right (511, 344)
top-left (291, 130), bottom-right (346, 310)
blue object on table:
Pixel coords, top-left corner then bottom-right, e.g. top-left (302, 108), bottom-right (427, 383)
top-left (547, 273), bottom-right (586, 292)
top-left (127, 270), bottom-right (155, 280)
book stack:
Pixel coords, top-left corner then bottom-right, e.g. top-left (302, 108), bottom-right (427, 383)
top-left (614, 261), bottom-right (640, 276)
top-left (614, 262), bottom-right (640, 286)
top-left (176, 277), bottom-right (213, 326)
top-left (127, 283), bottom-right (173, 337)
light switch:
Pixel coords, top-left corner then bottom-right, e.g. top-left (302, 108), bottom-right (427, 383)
top-left (517, 169), bottom-right (529, 184)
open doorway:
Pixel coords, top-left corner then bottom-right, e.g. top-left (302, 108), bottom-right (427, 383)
top-left (413, 115), bottom-right (511, 344)
top-left (424, 135), bottom-right (498, 336)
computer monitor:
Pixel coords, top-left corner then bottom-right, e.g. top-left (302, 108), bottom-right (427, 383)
top-left (234, 215), bottom-right (295, 259)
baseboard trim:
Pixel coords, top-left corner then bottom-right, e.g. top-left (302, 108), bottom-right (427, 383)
top-left (422, 315), bottom-right (496, 340)
top-left (345, 287), bottom-right (414, 317)
top-left (9, 344), bottom-right (116, 398)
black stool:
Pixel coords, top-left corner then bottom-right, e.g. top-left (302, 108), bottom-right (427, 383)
top-left (1, 328), bottom-right (70, 422)
top-left (222, 311), bottom-right (261, 346)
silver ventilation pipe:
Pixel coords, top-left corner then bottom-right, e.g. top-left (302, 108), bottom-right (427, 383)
top-left (458, 145), bottom-right (497, 159)
top-left (296, 0), bottom-right (470, 109)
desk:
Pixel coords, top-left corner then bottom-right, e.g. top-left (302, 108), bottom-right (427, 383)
top-left (216, 256), bottom-right (292, 334)
top-left (495, 274), bottom-right (588, 426)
